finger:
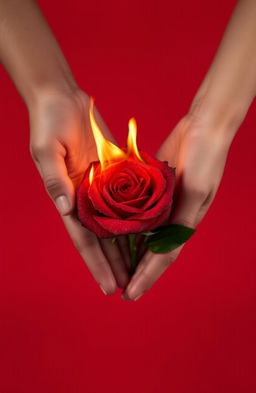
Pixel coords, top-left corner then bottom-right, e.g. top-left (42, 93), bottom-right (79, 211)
top-left (62, 213), bottom-right (117, 295)
top-left (122, 246), bottom-right (182, 301)
top-left (116, 236), bottom-right (131, 270)
top-left (31, 140), bottom-right (74, 216)
top-left (100, 238), bottom-right (130, 289)
top-left (122, 185), bottom-right (206, 301)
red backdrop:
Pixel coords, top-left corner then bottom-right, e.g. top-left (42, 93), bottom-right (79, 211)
top-left (1, 0), bottom-right (256, 392)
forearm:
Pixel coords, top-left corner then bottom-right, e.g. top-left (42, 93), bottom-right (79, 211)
top-left (0, 0), bottom-right (77, 108)
top-left (189, 0), bottom-right (256, 139)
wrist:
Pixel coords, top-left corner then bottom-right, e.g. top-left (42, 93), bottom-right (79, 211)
top-left (182, 97), bottom-right (241, 151)
top-left (25, 71), bottom-right (79, 112)
top-left (27, 82), bottom-right (85, 114)
top-left (187, 90), bottom-right (250, 145)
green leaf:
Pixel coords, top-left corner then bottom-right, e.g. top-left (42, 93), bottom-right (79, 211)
top-left (146, 224), bottom-right (195, 254)
top-left (111, 237), bottom-right (117, 244)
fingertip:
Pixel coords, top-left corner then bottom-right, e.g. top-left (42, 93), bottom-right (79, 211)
top-left (100, 278), bottom-right (117, 296)
top-left (99, 285), bottom-right (108, 295)
top-left (122, 283), bottom-right (137, 301)
top-left (122, 289), bottom-right (145, 301)
top-left (121, 292), bottom-right (131, 301)
top-left (124, 272), bottom-right (147, 300)
top-left (107, 284), bottom-right (117, 296)
top-left (55, 195), bottom-right (73, 216)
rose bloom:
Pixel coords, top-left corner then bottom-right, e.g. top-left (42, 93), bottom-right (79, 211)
top-left (77, 151), bottom-right (175, 238)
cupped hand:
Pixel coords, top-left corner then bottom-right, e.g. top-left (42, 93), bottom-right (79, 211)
top-left (123, 115), bottom-right (232, 301)
top-left (29, 89), bottom-right (130, 294)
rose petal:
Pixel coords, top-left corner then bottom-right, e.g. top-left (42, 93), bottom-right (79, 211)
top-left (110, 168), bottom-right (139, 190)
top-left (77, 152), bottom-right (176, 239)
top-left (136, 174), bottom-right (151, 199)
top-left (89, 177), bottom-right (121, 219)
top-left (100, 160), bottom-right (152, 202)
top-left (103, 185), bottom-right (143, 217)
top-left (94, 205), bottom-right (171, 236)
top-left (110, 173), bottom-right (136, 194)
top-left (109, 175), bottom-right (136, 202)
top-left (77, 163), bottom-right (114, 238)
top-left (147, 206), bottom-right (172, 229)
top-left (131, 164), bottom-right (175, 219)
top-left (140, 151), bottom-right (174, 172)
top-left (122, 195), bottom-right (149, 208)
top-left (94, 216), bottom-right (151, 235)
top-left (140, 166), bottom-right (167, 210)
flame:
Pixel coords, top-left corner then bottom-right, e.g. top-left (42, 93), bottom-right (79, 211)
top-left (89, 164), bottom-right (94, 185)
top-left (89, 98), bottom-right (126, 170)
top-left (127, 117), bottom-right (143, 161)
top-left (88, 97), bottom-right (143, 184)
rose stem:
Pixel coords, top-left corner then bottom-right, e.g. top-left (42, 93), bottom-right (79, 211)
top-left (128, 234), bottom-right (137, 276)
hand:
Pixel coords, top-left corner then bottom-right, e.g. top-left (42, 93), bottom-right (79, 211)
top-left (123, 115), bottom-right (231, 301)
top-left (29, 89), bottom-right (130, 294)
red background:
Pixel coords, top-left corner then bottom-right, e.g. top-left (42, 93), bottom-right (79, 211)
top-left (1, 0), bottom-right (256, 392)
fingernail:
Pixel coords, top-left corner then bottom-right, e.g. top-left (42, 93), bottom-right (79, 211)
top-left (99, 285), bottom-right (107, 295)
top-left (134, 294), bottom-right (143, 301)
top-left (121, 292), bottom-right (131, 301)
top-left (55, 195), bottom-right (70, 215)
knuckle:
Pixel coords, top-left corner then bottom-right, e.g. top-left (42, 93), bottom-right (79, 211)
top-left (186, 182), bottom-right (209, 201)
top-left (74, 233), bottom-right (97, 254)
top-left (178, 218), bottom-right (194, 227)
top-left (140, 269), bottom-right (153, 285)
top-left (161, 250), bottom-right (179, 267)
top-left (72, 237), bottom-right (84, 254)
top-left (30, 141), bottom-right (49, 160)
top-left (44, 174), bottom-right (61, 195)
top-left (202, 189), bottom-right (215, 207)
top-left (82, 233), bottom-right (97, 249)
top-left (73, 238), bottom-right (89, 254)
top-left (196, 188), bottom-right (208, 201)
top-left (162, 256), bottom-right (173, 268)
top-left (168, 252), bottom-right (178, 264)
top-left (29, 143), bottom-right (37, 161)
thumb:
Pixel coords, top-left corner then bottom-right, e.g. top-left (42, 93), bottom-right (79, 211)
top-left (31, 142), bottom-right (75, 216)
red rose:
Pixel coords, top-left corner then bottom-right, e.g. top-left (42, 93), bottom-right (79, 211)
top-left (77, 151), bottom-right (175, 238)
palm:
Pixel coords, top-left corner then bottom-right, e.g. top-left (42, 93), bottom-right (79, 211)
top-left (157, 116), bottom-right (229, 213)
top-left (123, 116), bottom-right (230, 300)
top-left (30, 90), bottom-right (130, 294)
top-left (45, 91), bottom-right (114, 187)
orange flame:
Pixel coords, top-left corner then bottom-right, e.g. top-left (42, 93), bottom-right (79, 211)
top-left (89, 164), bottom-right (94, 185)
top-left (127, 118), bottom-right (143, 161)
top-left (89, 97), bottom-right (143, 183)
top-left (89, 98), bottom-right (126, 170)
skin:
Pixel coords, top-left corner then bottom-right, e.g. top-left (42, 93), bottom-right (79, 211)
top-left (0, 0), bottom-right (255, 300)
top-left (0, 0), bottom-right (130, 294)
top-left (123, 0), bottom-right (256, 300)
